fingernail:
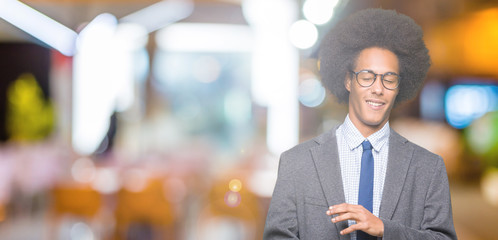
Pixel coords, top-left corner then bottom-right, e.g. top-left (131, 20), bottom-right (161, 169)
top-left (329, 206), bottom-right (333, 210)
top-left (326, 210), bottom-right (330, 214)
top-left (332, 218), bottom-right (336, 222)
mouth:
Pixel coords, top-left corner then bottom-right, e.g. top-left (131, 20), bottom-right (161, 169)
top-left (366, 100), bottom-right (385, 109)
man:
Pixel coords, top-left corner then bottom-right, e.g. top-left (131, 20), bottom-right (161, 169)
top-left (263, 8), bottom-right (457, 240)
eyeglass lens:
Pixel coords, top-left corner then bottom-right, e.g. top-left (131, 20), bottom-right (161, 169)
top-left (356, 71), bottom-right (399, 89)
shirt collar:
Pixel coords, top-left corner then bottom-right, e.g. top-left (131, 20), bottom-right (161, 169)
top-left (341, 114), bottom-right (390, 152)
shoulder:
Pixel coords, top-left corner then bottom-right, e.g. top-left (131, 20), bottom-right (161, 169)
top-left (279, 128), bottom-right (337, 167)
top-left (390, 129), bottom-right (444, 168)
top-left (282, 128), bottom-right (337, 157)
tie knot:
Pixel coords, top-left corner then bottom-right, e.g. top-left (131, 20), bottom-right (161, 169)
top-left (362, 140), bottom-right (372, 150)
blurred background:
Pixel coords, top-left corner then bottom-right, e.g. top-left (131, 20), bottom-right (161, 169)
top-left (0, 0), bottom-right (497, 239)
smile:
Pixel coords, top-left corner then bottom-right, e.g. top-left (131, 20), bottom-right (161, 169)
top-left (366, 100), bottom-right (385, 107)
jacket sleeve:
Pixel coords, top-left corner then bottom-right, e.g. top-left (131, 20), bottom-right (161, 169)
top-left (382, 157), bottom-right (457, 240)
top-left (263, 152), bottom-right (300, 239)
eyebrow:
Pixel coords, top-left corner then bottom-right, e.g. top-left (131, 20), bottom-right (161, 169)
top-left (356, 69), bottom-right (399, 75)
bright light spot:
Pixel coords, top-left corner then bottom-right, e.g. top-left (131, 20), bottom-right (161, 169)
top-left (193, 56), bottom-right (221, 83)
top-left (122, 169), bottom-right (148, 193)
top-left (243, 0), bottom-right (298, 107)
top-left (70, 222), bottom-right (94, 240)
top-left (303, 0), bottom-right (339, 25)
top-left (289, 20), bottom-right (318, 49)
top-left (71, 157), bottom-right (96, 183)
top-left (0, 0), bottom-right (77, 56)
top-left (243, 0), bottom-right (299, 155)
top-left (445, 84), bottom-right (498, 129)
top-left (112, 23), bottom-right (149, 112)
top-left (73, 13), bottom-right (149, 155)
top-left (72, 13), bottom-right (118, 155)
top-left (76, 13), bottom-right (117, 52)
top-left (92, 168), bottom-right (119, 194)
top-left (156, 23), bottom-right (253, 52)
top-left (299, 78), bottom-right (326, 107)
top-left (228, 179), bottom-right (242, 192)
top-left (224, 191), bottom-right (241, 207)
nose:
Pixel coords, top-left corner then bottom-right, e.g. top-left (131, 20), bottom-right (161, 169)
top-left (371, 75), bottom-right (384, 95)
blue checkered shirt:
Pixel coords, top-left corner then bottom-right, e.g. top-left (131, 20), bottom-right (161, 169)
top-left (335, 115), bottom-right (390, 240)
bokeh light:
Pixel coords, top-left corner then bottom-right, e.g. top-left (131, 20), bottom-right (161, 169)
top-left (224, 191), bottom-right (241, 208)
top-left (298, 77), bottom-right (326, 107)
top-left (465, 111), bottom-right (498, 167)
top-left (445, 84), bottom-right (498, 129)
top-left (229, 179), bottom-right (242, 193)
top-left (91, 168), bottom-right (119, 194)
top-left (70, 222), bottom-right (95, 240)
top-left (289, 20), bottom-right (318, 49)
top-left (303, 0), bottom-right (339, 25)
top-left (71, 157), bottom-right (96, 183)
top-left (72, 13), bottom-right (119, 155)
top-left (122, 168), bottom-right (148, 193)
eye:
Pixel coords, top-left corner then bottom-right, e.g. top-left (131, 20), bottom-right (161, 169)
top-left (357, 72), bottom-right (375, 81)
top-left (383, 73), bottom-right (399, 82)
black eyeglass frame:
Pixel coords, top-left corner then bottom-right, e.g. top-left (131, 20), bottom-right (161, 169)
top-left (350, 70), bottom-right (400, 90)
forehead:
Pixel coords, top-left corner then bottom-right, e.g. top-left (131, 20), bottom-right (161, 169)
top-left (354, 47), bottom-right (399, 73)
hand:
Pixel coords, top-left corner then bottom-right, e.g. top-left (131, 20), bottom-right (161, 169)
top-left (326, 203), bottom-right (384, 237)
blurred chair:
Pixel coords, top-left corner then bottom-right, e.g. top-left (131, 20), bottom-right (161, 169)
top-left (113, 177), bottom-right (175, 240)
top-left (49, 184), bottom-right (103, 239)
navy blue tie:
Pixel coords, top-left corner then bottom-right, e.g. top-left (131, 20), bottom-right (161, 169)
top-left (357, 140), bottom-right (375, 240)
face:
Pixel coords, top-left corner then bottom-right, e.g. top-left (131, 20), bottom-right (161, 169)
top-left (345, 47), bottom-right (399, 137)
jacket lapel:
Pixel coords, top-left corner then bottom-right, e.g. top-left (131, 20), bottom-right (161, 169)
top-left (310, 129), bottom-right (349, 240)
top-left (379, 129), bottom-right (413, 220)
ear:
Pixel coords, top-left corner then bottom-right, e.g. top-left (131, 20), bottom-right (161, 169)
top-left (345, 77), bottom-right (351, 92)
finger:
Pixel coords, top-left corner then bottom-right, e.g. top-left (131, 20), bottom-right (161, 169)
top-left (328, 203), bottom-right (349, 215)
top-left (331, 212), bottom-right (357, 223)
top-left (340, 223), bottom-right (360, 235)
top-left (326, 207), bottom-right (347, 216)
top-left (329, 203), bottom-right (360, 215)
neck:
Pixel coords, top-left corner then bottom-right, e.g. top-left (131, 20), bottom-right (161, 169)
top-left (357, 125), bottom-right (383, 138)
top-left (347, 115), bottom-right (388, 138)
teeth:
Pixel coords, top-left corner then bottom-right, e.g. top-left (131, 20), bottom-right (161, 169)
top-left (367, 101), bottom-right (383, 107)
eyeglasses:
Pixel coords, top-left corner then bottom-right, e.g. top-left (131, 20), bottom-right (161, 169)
top-left (350, 70), bottom-right (400, 90)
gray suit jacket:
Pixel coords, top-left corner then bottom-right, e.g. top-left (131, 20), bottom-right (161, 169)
top-left (263, 127), bottom-right (457, 240)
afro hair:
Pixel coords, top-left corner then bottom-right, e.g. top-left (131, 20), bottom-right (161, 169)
top-left (318, 8), bottom-right (431, 104)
